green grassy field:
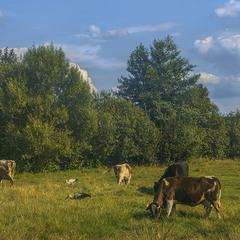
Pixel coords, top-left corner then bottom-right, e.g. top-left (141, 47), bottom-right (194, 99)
top-left (0, 159), bottom-right (240, 240)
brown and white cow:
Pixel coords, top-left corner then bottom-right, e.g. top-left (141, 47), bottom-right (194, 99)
top-left (113, 163), bottom-right (132, 185)
top-left (0, 160), bottom-right (16, 183)
top-left (147, 176), bottom-right (221, 220)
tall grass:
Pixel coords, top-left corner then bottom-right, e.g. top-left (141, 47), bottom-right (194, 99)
top-left (0, 159), bottom-right (239, 239)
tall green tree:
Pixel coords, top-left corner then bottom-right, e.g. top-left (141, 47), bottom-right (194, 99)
top-left (117, 36), bottom-right (223, 162)
top-left (0, 45), bottom-right (96, 171)
top-left (118, 36), bottom-right (201, 113)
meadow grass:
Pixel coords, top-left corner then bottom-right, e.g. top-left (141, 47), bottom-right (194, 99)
top-left (0, 159), bottom-right (239, 240)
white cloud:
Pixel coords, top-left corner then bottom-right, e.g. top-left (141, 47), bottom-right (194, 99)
top-left (76, 23), bottom-right (178, 42)
top-left (59, 44), bottom-right (125, 70)
top-left (194, 34), bottom-right (240, 103)
top-left (69, 62), bottom-right (97, 93)
top-left (1, 46), bottom-right (28, 58)
top-left (59, 44), bottom-right (101, 62)
top-left (194, 34), bottom-right (240, 53)
top-left (126, 22), bottom-right (178, 34)
top-left (215, 0), bottom-right (240, 17)
top-left (199, 72), bottom-right (220, 84)
top-left (194, 37), bottom-right (213, 53)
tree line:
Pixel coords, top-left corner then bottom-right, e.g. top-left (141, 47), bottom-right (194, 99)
top-left (0, 37), bottom-right (239, 172)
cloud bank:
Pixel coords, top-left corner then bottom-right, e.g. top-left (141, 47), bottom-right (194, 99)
top-left (199, 72), bottom-right (220, 84)
top-left (1, 46), bottom-right (28, 58)
top-left (194, 34), bottom-right (240, 75)
top-left (215, 0), bottom-right (240, 17)
top-left (59, 44), bottom-right (124, 70)
top-left (194, 33), bottom-right (240, 102)
top-left (69, 62), bottom-right (97, 93)
top-left (76, 23), bottom-right (178, 42)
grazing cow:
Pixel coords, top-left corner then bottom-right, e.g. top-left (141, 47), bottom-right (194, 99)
top-left (154, 163), bottom-right (189, 193)
top-left (0, 160), bottom-right (16, 181)
top-left (113, 163), bottom-right (132, 185)
top-left (0, 165), bottom-right (13, 187)
top-left (147, 176), bottom-right (221, 220)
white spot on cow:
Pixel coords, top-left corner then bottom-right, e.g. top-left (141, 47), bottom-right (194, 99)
top-left (163, 179), bottom-right (169, 186)
top-left (205, 176), bottom-right (213, 179)
top-left (151, 204), bottom-right (157, 216)
top-left (166, 199), bottom-right (175, 217)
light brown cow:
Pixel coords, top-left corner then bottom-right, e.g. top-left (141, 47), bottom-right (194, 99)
top-left (0, 160), bottom-right (16, 186)
top-left (113, 163), bottom-right (132, 185)
top-left (147, 176), bottom-right (221, 220)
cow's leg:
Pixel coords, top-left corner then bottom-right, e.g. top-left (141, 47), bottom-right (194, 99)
top-left (126, 176), bottom-right (131, 184)
top-left (154, 207), bottom-right (162, 221)
top-left (212, 200), bottom-right (221, 219)
top-left (118, 176), bottom-right (123, 185)
top-left (202, 201), bottom-right (212, 218)
top-left (6, 175), bottom-right (13, 187)
top-left (116, 176), bottom-right (120, 184)
top-left (166, 200), bottom-right (174, 217)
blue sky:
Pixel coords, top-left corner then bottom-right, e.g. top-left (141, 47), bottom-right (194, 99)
top-left (1, 0), bottom-right (240, 113)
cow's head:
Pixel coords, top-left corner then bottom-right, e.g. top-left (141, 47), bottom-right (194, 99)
top-left (146, 202), bottom-right (162, 219)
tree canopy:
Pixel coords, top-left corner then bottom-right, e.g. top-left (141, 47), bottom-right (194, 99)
top-left (117, 36), bottom-right (229, 162)
top-left (0, 39), bottom-right (239, 172)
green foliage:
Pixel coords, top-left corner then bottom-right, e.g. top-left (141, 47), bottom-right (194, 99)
top-left (225, 110), bottom-right (240, 158)
top-left (0, 39), bottom-right (240, 171)
top-left (0, 45), bottom-right (89, 171)
top-left (117, 36), bottom-right (230, 163)
top-left (92, 91), bottom-right (159, 166)
top-left (118, 36), bottom-right (200, 111)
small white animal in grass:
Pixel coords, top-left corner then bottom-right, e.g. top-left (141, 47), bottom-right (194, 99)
top-left (65, 193), bottom-right (91, 200)
top-left (66, 179), bottom-right (79, 185)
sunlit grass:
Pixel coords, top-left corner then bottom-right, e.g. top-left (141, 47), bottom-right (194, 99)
top-left (0, 159), bottom-right (239, 239)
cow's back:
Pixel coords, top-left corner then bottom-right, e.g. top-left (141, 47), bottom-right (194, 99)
top-left (162, 176), bottom-right (220, 204)
top-left (162, 163), bottom-right (188, 179)
top-left (155, 163), bottom-right (189, 192)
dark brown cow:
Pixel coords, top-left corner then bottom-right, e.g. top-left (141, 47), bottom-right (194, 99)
top-left (0, 165), bottom-right (13, 186)
top-left (154, 163), bottom-right (189, 193)
top-left (113, 163), bottom-right (132, 185)
top-left (147, 176), bottom-right (221, 220)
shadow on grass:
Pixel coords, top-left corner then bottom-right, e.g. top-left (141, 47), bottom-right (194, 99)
top-left (132, 211), bottom-right (154, 220)
top-left (137, 186), bottom-right (153, 195)
top-left (133, 208), bottom-right (169, 221)
top-left (176, 210), bottom-right (204, 219)
top-left (139, 209), bottom-right (205, 221)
